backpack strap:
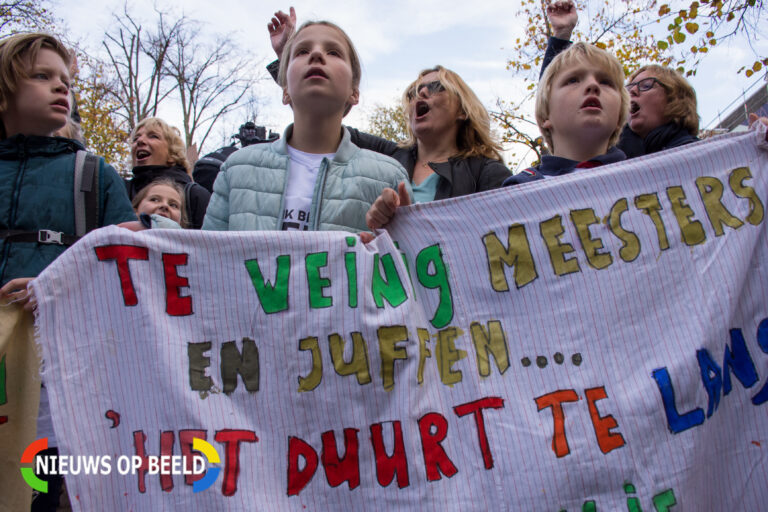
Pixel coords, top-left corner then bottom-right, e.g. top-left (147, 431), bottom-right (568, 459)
top-left (74, 150), bottom-right (100, 237)
top-left (73, 150), bottom-right (87, 237)
top-left (0, 230), bottom-right (79, 246)
top-left (82, 153), bottom-right (99, 233)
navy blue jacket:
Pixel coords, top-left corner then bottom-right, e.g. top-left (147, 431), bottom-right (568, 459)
top-left (503, 147), bottom-right (626, 187)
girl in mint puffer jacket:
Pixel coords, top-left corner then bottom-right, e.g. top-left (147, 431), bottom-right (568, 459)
top-left (203, 20), bottom-right (410, 234)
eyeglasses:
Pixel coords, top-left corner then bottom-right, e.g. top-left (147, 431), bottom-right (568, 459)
top-left (407, 80), bottom-right (445, 101)
top-left (626, 77), bottom-right (666, 93)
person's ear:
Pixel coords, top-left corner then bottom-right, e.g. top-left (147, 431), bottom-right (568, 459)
top-left (541, 119), bottom-right (552, 132)
top-left (282, 87), bottom-right (292, 106)
top-left (348, 87), bottom-right (360, 107)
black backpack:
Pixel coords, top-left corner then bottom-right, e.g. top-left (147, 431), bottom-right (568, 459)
top-left (192, 145), bottom-right (239, 194)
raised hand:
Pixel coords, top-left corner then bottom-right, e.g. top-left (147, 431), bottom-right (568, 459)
top-left (547, 0), bottom-right (578, 40)
top-left (268, 7), bottom-right (297, 58)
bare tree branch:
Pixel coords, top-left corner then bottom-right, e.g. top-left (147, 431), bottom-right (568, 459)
top-left (101, 3), bottom-right (186, 132)
top-left (163, 25), bottom-right (257, 152)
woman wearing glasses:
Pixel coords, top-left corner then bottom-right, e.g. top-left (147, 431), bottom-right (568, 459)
top-left (354, 66), bottom-right (510, 224)
top-left (266, 9), bottom-right (510, 232)
top-left (621, 65), bottom-right (699, 157)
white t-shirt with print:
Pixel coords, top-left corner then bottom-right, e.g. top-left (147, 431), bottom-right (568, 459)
top-left (282, 146), bottom-right (335, 231)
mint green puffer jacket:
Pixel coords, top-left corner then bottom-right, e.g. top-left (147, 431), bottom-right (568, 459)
top-left (202, 125), bottom-right (411, 233)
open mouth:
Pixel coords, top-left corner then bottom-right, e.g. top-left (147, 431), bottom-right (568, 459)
top-left (305, 67), bottom-right (328, 79)
top-left (581, 97), bottom-right (602, 109)
top-left (135, 150), bottom-right (151, 159)
top-left (51, 99), bottom-right (69, 110)
top-left (415, 101), bottom-right (430, 118)
top-left (629, 101), bottom-right (640, 114)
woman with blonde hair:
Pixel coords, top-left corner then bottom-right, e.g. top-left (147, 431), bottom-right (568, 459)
top-left (622, 64), bottom-right (699, 157)
top-left (354, 65), bottom-right (510, 211)
top-left (125, 117), bottom-right (210, 228)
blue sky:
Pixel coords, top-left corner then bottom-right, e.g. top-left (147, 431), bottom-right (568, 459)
top-left (55, 0), bottom-right (768, 166)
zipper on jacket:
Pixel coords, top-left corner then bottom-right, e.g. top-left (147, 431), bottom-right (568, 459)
top-left (309, 158), bottom-right (329, 231)
top-left (275, 156), bottom-right (291, 230)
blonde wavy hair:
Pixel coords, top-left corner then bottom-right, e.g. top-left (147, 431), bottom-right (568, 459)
top-left (536, 43), bottom-right (629, 152)
top-left (400, 66), bottom-right (503, 161)
top-left (131, 117), bottom-right (190, 173)
top-left (0, 32), bottom-right (71, 138)
top-left (628, 65), bottom-right (699, 136)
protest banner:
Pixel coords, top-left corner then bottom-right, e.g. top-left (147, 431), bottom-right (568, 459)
top-left (32, 128), bottom-right (768, 510)
top-left (0, 304), bottom-right (39, 511)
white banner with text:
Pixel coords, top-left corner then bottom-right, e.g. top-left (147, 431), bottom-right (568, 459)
top-left (34, 128), bottom-right (768, 510)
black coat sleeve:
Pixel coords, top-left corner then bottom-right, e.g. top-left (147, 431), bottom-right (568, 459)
top-left (345, 126), bottom-right (401, 157)
top-left (540, 37), bottom-right (572, 78)
top-left (267, 60), bottom-right (280, 83)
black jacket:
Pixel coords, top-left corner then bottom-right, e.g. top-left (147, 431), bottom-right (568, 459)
top-left (345, 128), bottom-right (510, 200)
top-left (192, 145), bottom-right (239, 193)
top-left (617, 123), bottom-right (699, 158)
top-left (126, 165), bottom-right (211, 229)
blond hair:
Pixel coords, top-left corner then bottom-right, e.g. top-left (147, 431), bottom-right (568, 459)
top-left (131, 117), bottom-right (190, 173)
top-left (278, 21), bottom-right (361, 117)
top-left (628, 65), bottom-right (699, 136)
top-left (0, 32), bottom-right (71, 138)
top-left (53, 119), bottom-right (84, 142)
top-left (400, 65), bottom-right (503, 161)
top-left (536, 42), bottom-right (629, 152)
top-left (131, 177), bottom-right (188, 228)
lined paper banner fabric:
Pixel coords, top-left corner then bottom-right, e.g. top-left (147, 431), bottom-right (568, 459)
top-left (33, 128), bottom-right (768, 510)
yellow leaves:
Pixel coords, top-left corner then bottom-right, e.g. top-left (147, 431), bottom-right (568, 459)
top-left (657, 40), bottom-right (669, 50)
top-left (367, 102), bottom-right (409, 143)
top-left (658, 3), bottom-right (671, 15)
top-left (595, 41), bottom-right (607, 49)
top-left (685, 22), bottom-right (699, 33)
top-left (754, 61), bottom-right (764, 72)
top-left (673, 30), bottom-right (686, 43)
